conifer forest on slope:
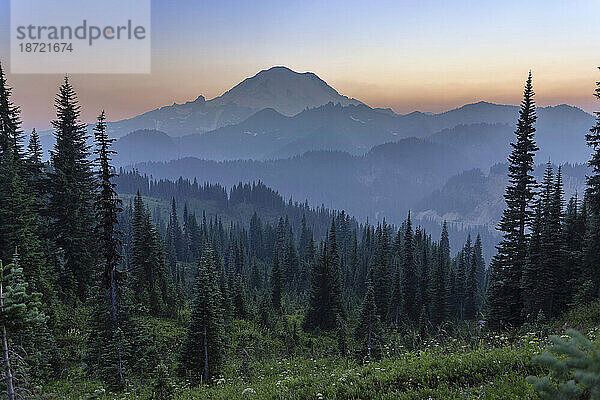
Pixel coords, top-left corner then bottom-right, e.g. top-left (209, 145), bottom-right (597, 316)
top-left (1, 64), bottom-right (600, 399)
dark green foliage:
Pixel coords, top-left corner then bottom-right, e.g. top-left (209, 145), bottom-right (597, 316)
top-left (354, 282), bottom-right (382, 360)
top-left (48, 76), bottom-right (96, 300)
top-left (270, 250), bottom-right (283, 314)
top-left (527, 329), bottom-right (600, 399)
top-left (0, 255), bottom-right (46, 400)
top-left (0, 64), bottom-right (47, 300)
top-left (586, 67), bottom-right (600, 214)
top-left (87, 111), bottom-right (131, 389)
top-left (488, 72), bottom-right (539, 328)
top-left (401, 212), bottom-right (418, 323)
top-left (232, 273), bottom-right (248, 319)
top-left (303, 219), bottom-right (344, 332)
top-left (372, 223), bottom-right (391, 322)
top-left (179, 247), bottom-right (225, 384)
top-left (389, 266), bottom-right (402, 328)
top-left (131, 192), bottom-right (171, 315)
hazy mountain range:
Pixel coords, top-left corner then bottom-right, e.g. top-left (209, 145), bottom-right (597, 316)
top-left (106, 66), bottom-right (363, 137)
top-left (35, 66), bottom-right (596, 241)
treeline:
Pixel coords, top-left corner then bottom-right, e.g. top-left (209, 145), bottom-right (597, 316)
top-left (0, 61), bottom-right (491, 393)
top-left (487, 72), bottom-right (600, 328)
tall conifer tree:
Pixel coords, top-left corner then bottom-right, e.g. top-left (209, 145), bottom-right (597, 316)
top-left (488, 72), bottom-right (538, 328)
top-left (48, 76), bottom-right (96, 300)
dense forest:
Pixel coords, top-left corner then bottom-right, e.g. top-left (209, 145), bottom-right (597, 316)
top-left (1, 61), bottom-right (600, 399)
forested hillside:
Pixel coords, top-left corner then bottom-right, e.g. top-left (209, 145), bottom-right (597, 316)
top-left (1, 60), bottom-right (600, 400)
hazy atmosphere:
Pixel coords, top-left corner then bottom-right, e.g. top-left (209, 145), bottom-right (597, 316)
top-left (1, 1), bottom-right (599, 399)
top-left (1, 0), bottom-right (598, 130)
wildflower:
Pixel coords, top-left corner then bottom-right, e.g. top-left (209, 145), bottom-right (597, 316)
top-left (242, 387), bottom-right (256, 395)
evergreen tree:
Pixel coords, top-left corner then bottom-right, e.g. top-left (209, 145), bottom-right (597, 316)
top-left (488, 72), bottom-right (539, 328)
top-left (587, 66), bottom-right (600, 214)
top-left (372, 224), bottom-right (391, 321)
top-left (389, 266), bottom-right (402, 328)
top-left (0, 256), bottom-right (44, 400)
top-left (303, 219), bottom-right (344, 332)
top-left (401, 212), bottom-right (418, 323)
top-left (580, 67), bottom-right (600, 301)
top-left (270, 250), bottom-right (283, 314)
top-left (131, 192), bottom-right (170, 315)
top-left (430, 243), bottom-right (448, 326)
top-left (88, 111), bottom-right (129, 389)
top-left (232, 274), bottom-right (248, 319)
top-left (0, 64), bottom-right (47, 299)
top-left (179, 247), bottom-right (225, 384)
top-left (48, 76), bottom-right (96, 300)
top-left (354, 282), bottom-right (382, 360)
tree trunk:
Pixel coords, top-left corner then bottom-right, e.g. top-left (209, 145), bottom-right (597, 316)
top-left (1, 279), bottom-right (15, 400)
top-left (203, 325), bottom-right (209, 383)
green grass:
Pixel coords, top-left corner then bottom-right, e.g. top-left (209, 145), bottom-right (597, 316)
top-left (39, 303), bottom-right (600, 399)
top-left (41, 336), bottom-right (543, 399)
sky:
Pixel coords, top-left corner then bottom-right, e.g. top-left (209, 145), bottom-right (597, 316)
top-left (0, 0), bottom-right (599, 131)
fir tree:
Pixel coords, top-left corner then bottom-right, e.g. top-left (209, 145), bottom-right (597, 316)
top-left (401, 212), bottom-right (418, 323)
top-left (88, 111), bottom-right (129, 388)
top-left (389, 266), bottom-right (402, 328)
top-left (0, 256), bottom-right (44, 400)
top-left (179, 247), bottom-right (225, 384)
top-left (488, 72), bottom-right (539, 328)
top-left (232, 274), bottom-right (248, 319)
top-left (354, 282), bottom-right (382, 361)
top-left (48, 76), bottom-right (96, 300)
top-left (270, 250), bottom-right (283, 314)
top-left (586, 66), bottom-right (600, 214)
top-left (581, 67), bottom-right (600, 301)
top-left (303, 220), bottom-right (344, 332)
top-left (0, 64), bottom-right (47, 299)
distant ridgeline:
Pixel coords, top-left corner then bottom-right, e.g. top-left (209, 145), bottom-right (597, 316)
top-left (114, 168), bottom-right (494, 260)
top-left (114, 168), bottom-right (355, 242)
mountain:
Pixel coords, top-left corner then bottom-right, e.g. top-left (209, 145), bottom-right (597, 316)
top-left (109, 101), bottom-right (594, 165)
top-left (104, 66), bottom-right (363, 138)
top-left (113, 129), bottom-right (180, 165)
top-left (128, 138), bottom-right (474, 223)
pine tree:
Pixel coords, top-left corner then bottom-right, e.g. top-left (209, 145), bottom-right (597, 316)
top-left (430, 244), bottom-right (448, 326)
top-left (179, 247), bottom-right (225, 384)
top-left (303, 219), bottom-right (344, 332)
top-left (488, 72), bottom-right (539, 328)
top-left (463, 235), bottom-right (478, 320)
top-left (232, 274), bottom-right (248, 319)
top-left (0, 64), bottom-right (47, 299)
top-left (270, 250), bottom-right (283, 314)
top-left (372, 224), bottom-right (391, 321)
top-left (389, 266), bottom-right (402, 329)
top-left (131, 193), bottom-right (170, 315)
top-left (48, 76), bottom-right (96, 300)
top-left (522, 201), bottom-right (543, 319)
top-left (401, 212), bottom-right (418, 323)
top-left (0, 256), bottom-right (44, 400)
top-left (354, 282), bottom-right (382, 361)
top-left (88, 111), bottom-right (129, 388)
top-left (587, 66), bottom-right (600, 214)
top-left (0, 62), bottom-right (22, 158)
top-left (580, 67), bottom-right (600, 301)
top-left (472, 234), bottom-right (486, 306)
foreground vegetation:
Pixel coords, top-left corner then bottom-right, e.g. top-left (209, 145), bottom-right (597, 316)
top-left (37, 303), bottom-right (600, 399)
